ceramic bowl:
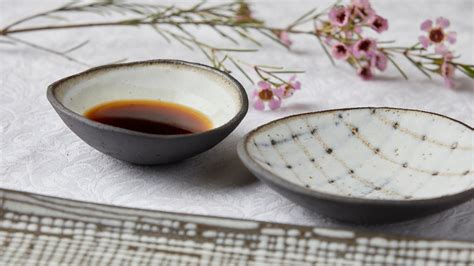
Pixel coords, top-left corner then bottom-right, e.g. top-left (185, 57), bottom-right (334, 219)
top-left (238, 107), bottom-right (474, 223)
top-left (48, 60), bottom-right (248, 165)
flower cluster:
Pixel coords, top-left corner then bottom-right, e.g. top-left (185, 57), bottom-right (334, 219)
top-left (319, 0), bottom-right (389, 80)
top-left (1, 0), bottom-right (471, 107)
top-left (310, 1), bottom-right (469, 89)
top-left (419, 17), bottom-right (457, 88)
top-left (253, 76), bottom-right (301, 111)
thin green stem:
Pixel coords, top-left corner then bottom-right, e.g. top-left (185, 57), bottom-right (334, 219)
top-left (387, 54), bottom-right (408, 80)
top-left (5, 35), bottom-right (89, 66)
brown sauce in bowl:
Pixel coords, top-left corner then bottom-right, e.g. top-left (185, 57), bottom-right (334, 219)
top-left (84, 99), bottom-right (213, 135)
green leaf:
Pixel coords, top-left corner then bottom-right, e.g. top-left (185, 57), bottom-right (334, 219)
top-left (119, 19), bottom-right (142, 25)
top-left (458, 64), bottom-right (474, 78)
top-left (44, 14), bottom-right (69, 22)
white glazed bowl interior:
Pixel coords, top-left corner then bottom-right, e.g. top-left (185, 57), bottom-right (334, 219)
top-left (53, 61), bottom-right (244, 128)
top-left (245, 108), bottom-right (473, 200)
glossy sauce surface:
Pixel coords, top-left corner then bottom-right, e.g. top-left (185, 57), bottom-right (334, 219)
top-left (84, 100), bottom-right (213, 135)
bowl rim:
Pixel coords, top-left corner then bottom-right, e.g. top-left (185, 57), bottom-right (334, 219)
top-left (47, 59), bottom-right (249, 139)
top-left (237, 106), bottom-right (474, 206)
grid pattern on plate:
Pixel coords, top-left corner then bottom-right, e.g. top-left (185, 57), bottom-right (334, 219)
top-left (247, 108), bottom-right (474, 200)
top-left (0, 188), bottom-right (473, 265)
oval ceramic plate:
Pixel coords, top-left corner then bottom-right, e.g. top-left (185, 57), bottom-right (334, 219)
top-left (238, 107), bottom-right (474, 223)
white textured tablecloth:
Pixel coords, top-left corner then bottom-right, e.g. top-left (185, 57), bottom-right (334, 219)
top-left (1, 0), bottom-right (473, 241)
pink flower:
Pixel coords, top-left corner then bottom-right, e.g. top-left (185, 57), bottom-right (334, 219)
top-left (278, 31), bottom-right (293, 47)
top-left (329, 6), bottom-right (350, 27)
top-left (331, 43), bottom-right (350, 60)
top-left (357, 65), bottom-right (373, 80)
top-left (371, 52), bottom-right (388, 71)
top-left (253, 81), bottom-right (281, 111)
top-left (352, 38), bottom-right (376, 58)
top-left (274, 75), bottom-right (301, 99)
top-left (418, 17), bottom-right (457, 54)
top-left (441, 52), bottom-right (455, 88)
top-left (350, 0), bottom-right (375, 22)
top-left (368, 15), bottom-right (389, 33)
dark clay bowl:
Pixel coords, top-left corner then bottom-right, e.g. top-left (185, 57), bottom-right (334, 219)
top-left (237, 107), bottom-right (474, 223)
top-left (47, 60), bottom-right (248, 165)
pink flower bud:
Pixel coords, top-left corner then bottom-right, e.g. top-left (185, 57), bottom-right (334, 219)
top-left (441, 54), bottom-right (455, 89)
top-left (278, 31), bottom-right (293, 47)
top-left (369, 15), bottom-right (389, 33)
top-left (358, 65), bottom-right (373, 80)
top-left (372, 52), bottom-right (388, 71)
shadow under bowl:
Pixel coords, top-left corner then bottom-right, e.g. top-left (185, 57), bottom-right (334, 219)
top-left (237, 107), bottom-right (474, 224)
top-left (47, 59), bottom-right (248, 165)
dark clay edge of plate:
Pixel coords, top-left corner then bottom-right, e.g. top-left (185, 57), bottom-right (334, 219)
top-left (237, 107), bottom-right (474, 206)
top-left (47, 59), bottom-right (249, 139)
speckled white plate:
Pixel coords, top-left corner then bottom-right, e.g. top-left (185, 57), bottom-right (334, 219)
top-left (238, 107), bottom-right (474, 223)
